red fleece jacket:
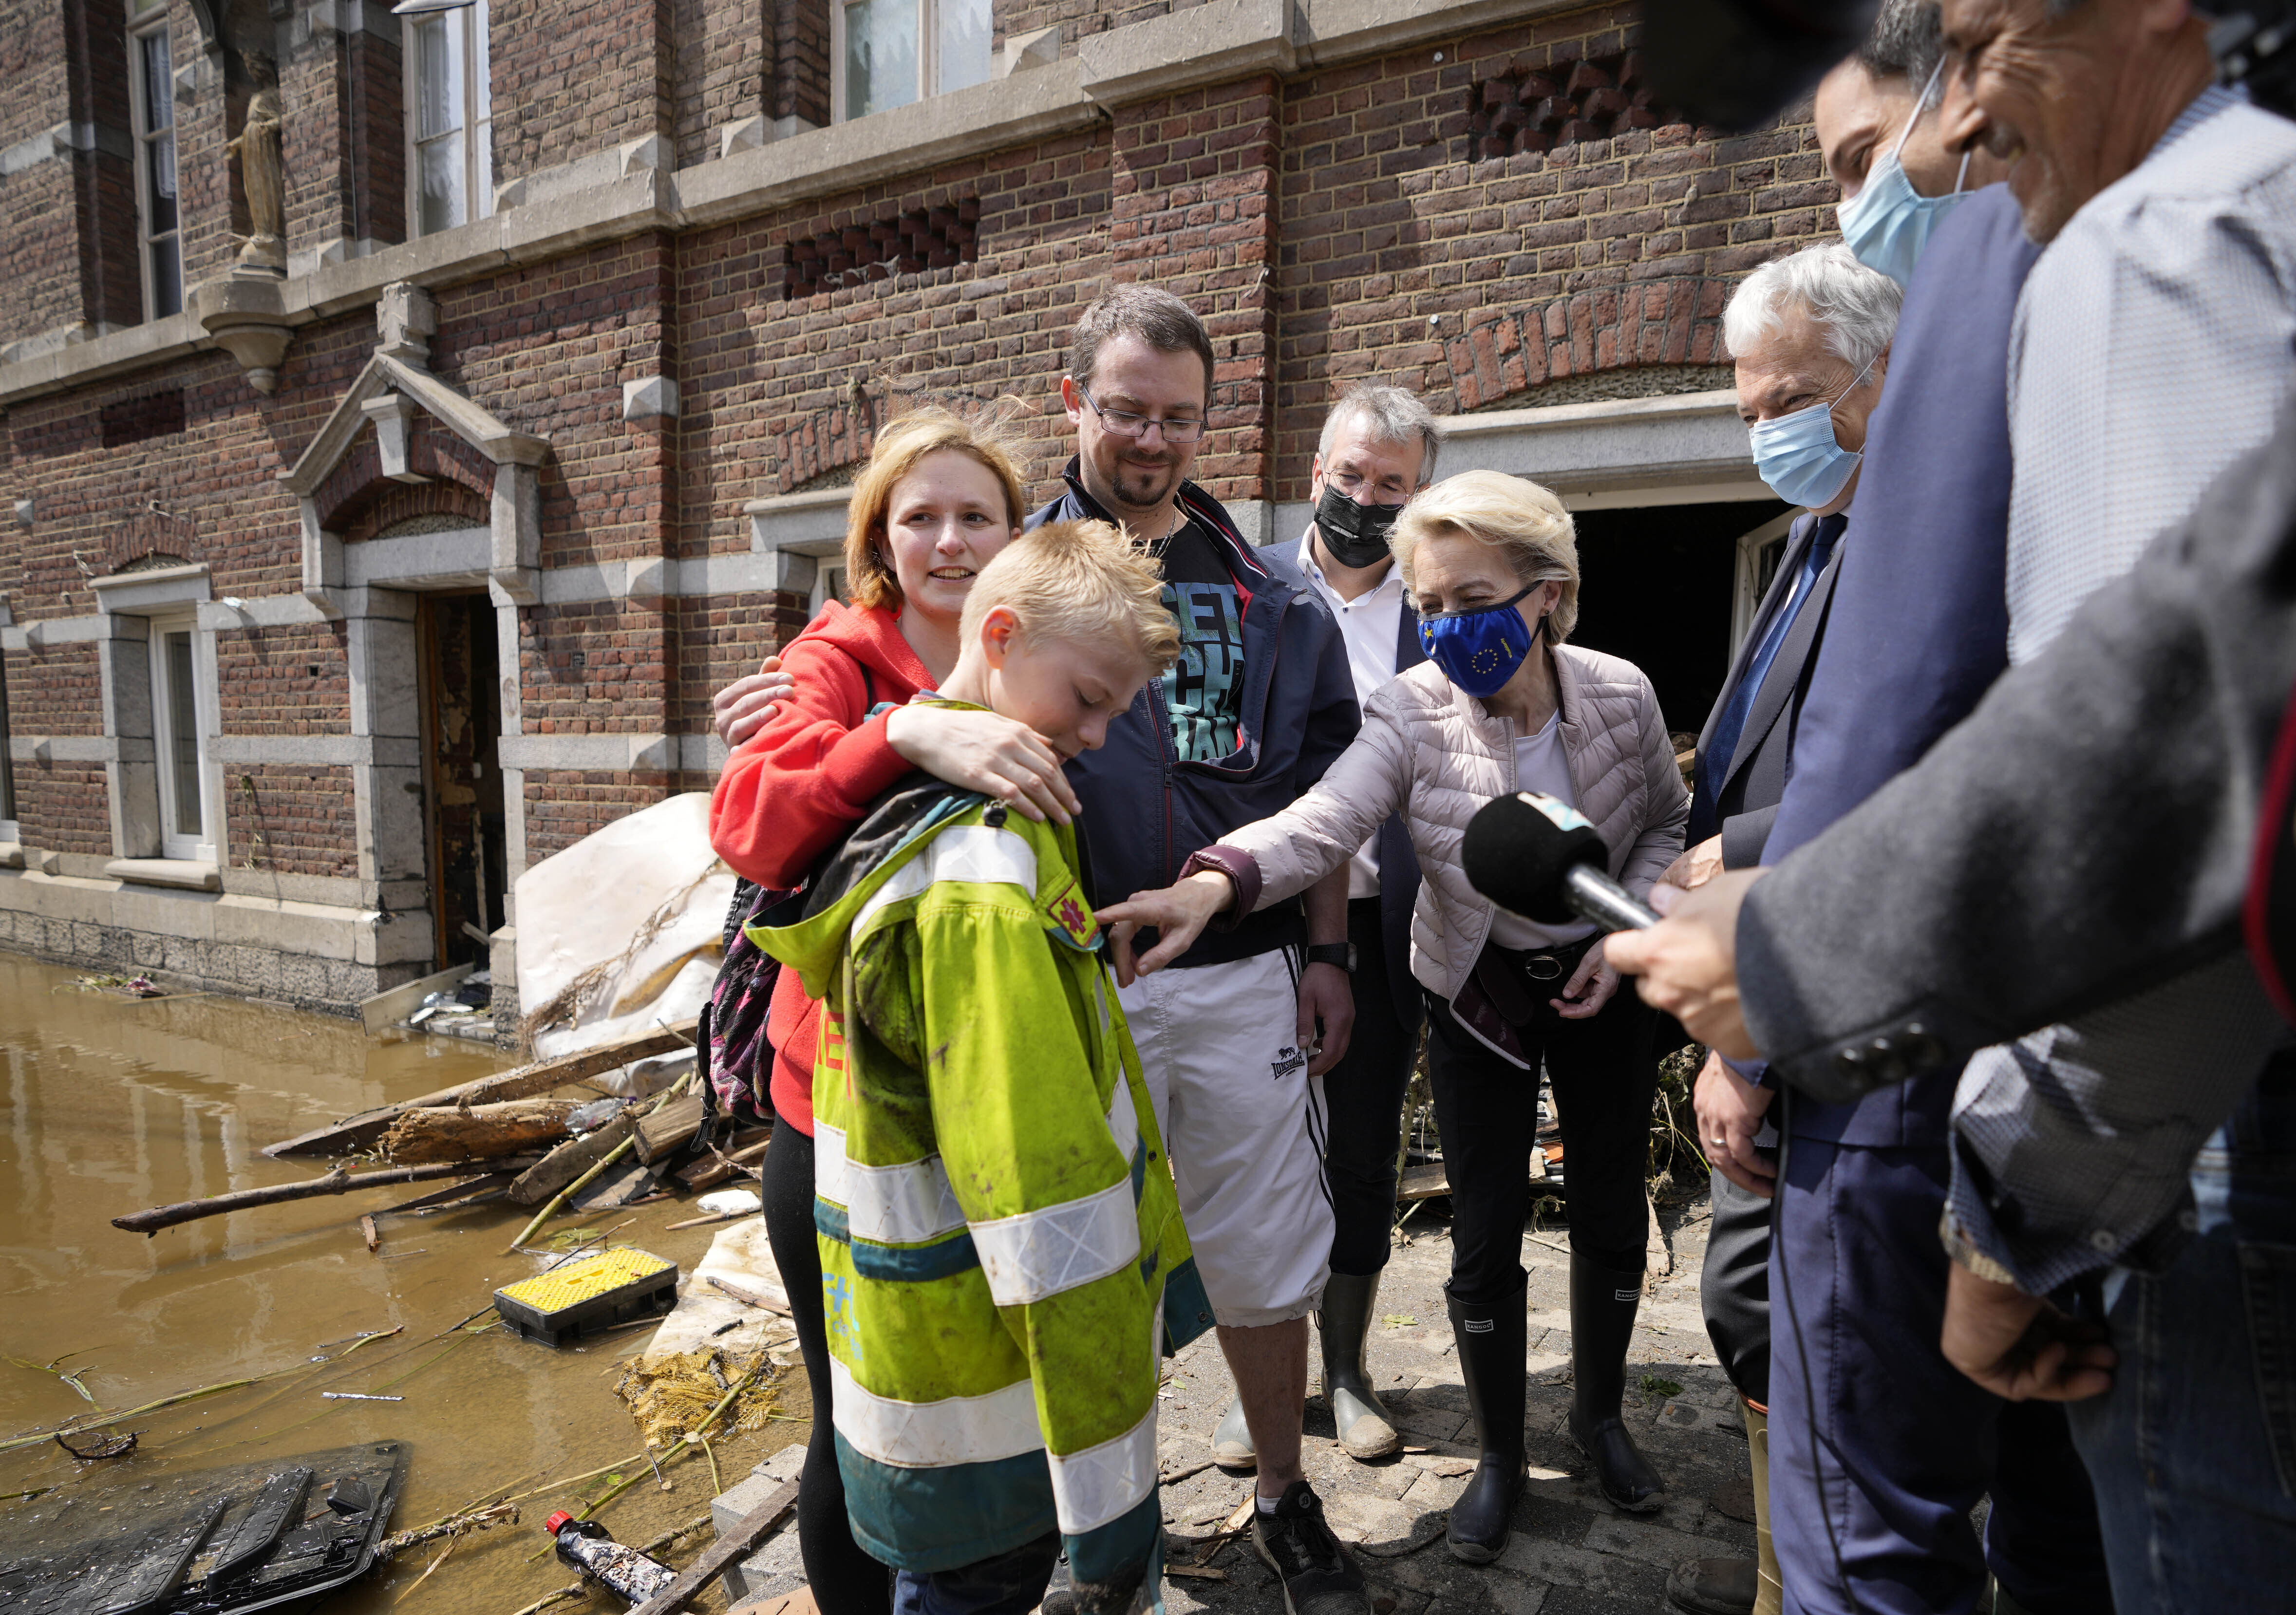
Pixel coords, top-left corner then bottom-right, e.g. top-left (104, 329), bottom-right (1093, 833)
top-left (709, 601), bottom-right (931, 1132)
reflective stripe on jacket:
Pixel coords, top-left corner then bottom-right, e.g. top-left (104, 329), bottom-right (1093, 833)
top-left (756, 769), bottom-right (1211, 1605)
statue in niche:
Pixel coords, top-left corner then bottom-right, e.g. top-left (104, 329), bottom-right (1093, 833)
top-left (227, 56), bottom-right (286, 273)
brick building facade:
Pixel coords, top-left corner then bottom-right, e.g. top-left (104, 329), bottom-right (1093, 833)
top-left (0, 0), bottom-right (1833, 1028)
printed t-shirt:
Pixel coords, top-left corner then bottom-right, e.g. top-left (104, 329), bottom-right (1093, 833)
top-left (1155, 519), bottom-right (1247, 763)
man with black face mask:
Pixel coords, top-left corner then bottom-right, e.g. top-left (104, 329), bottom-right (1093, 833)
top-left (1258, 384), bottom-right (1439, 1467)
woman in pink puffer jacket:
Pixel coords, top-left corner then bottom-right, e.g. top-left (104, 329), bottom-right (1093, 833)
top-left (1103, 469), bottom-right (1687, 1562)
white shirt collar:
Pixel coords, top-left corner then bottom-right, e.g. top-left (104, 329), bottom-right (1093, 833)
top-left (1296, 525), bottom-right (1406, 604)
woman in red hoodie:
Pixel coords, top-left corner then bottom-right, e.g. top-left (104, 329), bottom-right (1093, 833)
top-left (707, 407), bottom-right (1076, 1615)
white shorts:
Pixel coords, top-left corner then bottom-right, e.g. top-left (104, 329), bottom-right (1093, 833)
top-left (1119, 948), bottom-right (1334, 1329)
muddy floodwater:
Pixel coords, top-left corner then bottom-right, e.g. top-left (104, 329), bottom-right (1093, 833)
top-left (0, 951), bottom-right (798, 1615)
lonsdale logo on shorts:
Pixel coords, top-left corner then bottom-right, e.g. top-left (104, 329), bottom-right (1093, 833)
top-left (1269, 1045), bottom-right (1306, 1079)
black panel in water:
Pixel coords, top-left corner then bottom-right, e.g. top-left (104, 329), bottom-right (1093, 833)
top-left (1566, 500), bottom-right (1789, 738)
top-left (0, 1442), bottom-right (406, 1615)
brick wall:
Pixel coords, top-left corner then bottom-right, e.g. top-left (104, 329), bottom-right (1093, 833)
top-left (672, 0), bottom-right (765, 168)
top-left (1272, 7), bottom-right (1826, 494)
top-left (490, 0), bottom-right (674, 183)
top-left (771, 0), bottom-right (829, 131)
top-left (1112, 75), bottom-right (1281, 507)
top-left (994, 0), bottom-right (1208, 50)
top-left (228, 761), bottom-right (357, 877)
top-left (281, 2), bottom-right (407, 258)
top-left (0, 0), bottom-right (140, 344)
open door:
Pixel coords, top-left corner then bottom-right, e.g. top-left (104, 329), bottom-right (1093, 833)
top-left (416, 593), bottom-right (507, 971)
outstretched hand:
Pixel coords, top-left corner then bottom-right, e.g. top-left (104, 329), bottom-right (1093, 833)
top-left (1097, 872), bottom-right (1236, 987)
top-left (1940, 1264), bottom-right (2116, 1402)
top-left (1604, 870), bottom-right (1767, 1058)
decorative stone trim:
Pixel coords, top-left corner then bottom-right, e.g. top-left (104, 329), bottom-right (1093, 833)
top-left (105, 857), bottom-right (223, 892)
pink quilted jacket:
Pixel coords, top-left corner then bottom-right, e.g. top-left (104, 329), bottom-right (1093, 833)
top-left (1216, 646), bottom-right (1687, 1006)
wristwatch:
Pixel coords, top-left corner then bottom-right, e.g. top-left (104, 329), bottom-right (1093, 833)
top-left (1305, 942), bottom-right (1357, 973)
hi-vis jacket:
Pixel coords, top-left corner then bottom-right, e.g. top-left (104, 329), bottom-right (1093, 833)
top-left (758, 768), bottom-right (1213, 1608)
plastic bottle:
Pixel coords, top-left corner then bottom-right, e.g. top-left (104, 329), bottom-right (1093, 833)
top-left (543, 1511), bottom-right (678, 1605)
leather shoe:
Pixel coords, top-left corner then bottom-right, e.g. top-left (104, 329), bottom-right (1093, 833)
top-left (1666, 1556), bottom-right (1757, 1615)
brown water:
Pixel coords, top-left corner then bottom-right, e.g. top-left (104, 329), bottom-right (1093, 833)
top-left (0, 950), bottom-right (797, 1614)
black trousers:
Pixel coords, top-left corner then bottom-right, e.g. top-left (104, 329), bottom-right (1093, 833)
top-left (1701, 1168), bottom-right (1773, 1407)
top-left (1425, 979), bottom-right (1656, 1299)
top-left (1321, 897), bottom-right (1425, 1278)
top-left (761, 1085), bottom-right (893, 1615)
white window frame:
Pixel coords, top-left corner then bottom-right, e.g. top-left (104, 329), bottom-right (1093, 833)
top-left (1731, 508), bottom-right (1801, 659)
top-left (125, 0), bottom-right (181, 321)
top-left (148, 613), bottom-right (215, 864)
top-left (830, 0), bottom-right (993, 124)
top-left (399, 0), bottom-right (494, 237)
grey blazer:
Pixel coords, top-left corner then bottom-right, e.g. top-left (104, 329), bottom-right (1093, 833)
top-left (1737, 392), bottom-right (2296, 1128)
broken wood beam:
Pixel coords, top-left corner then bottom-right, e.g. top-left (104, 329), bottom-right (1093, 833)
top-left (624, 1479), bottom-right (798, 1615)
top-left (375, 1172), bottom-right (516, 1216)
top-left (675, 1133), bottom-right (772, 1191)
top-left (508, 1112), bottom-right (639, 1207)
top-left (112, 1156), bottom-right (545, 1236)
top-left (381, 1098), bottom-right (582, 1164)
top-left (262, 1021), bottom-right (698, 1159)
top-left (633, 1092), bottom-right (705, 1166)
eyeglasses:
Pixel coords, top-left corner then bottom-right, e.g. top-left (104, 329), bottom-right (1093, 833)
top-left (1326, 469), bottom-right (1411, 504)
top-left (1076, 383), bottom-right (1206, 444)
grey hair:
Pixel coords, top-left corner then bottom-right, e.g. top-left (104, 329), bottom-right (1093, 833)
top-left (1318, 384), bottom-right (1441, 485)
top-left (1857, 0), bottom-right (1946, 92)
top-left (1069, 285), bottom-right (1216, 409)
top-left (1722, 243), bottom-right (1904, 375)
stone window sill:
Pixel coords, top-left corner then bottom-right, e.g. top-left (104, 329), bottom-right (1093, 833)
top-left (105, 858), bottom-right (222, 892)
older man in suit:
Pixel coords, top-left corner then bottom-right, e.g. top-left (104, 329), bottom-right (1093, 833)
top-left (1662, 241), bottom-right (1897, 1615)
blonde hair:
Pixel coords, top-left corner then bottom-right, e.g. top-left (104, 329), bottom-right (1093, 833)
top-left (1390, 470), bottom-right (1581, 645)
top-left (843, 406), bottom-right (1029, 611)
top-left (958, 520), bottom-right (1182, 674)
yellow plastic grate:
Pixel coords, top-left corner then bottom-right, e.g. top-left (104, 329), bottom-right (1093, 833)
top-left (497, 1247), bottom-right (676, 1316)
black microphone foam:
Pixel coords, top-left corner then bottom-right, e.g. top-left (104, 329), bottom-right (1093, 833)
top-left (1462, 792), bottom-right (1609, 925)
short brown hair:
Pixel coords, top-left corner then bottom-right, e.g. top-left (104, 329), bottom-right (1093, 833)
top-left (958, 519), bottom-right (1182, 675)
top-left (1068, 286), bottom-right (1215, 411)
top-left (843, 406), bottom-right (1028, 611)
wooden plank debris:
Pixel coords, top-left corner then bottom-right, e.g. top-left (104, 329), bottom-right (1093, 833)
top-left (623, 1479), bottom-right (798, 1615)
top-left (263, 1021), bottom-right (697, 1159)
top-left (112, 1157), bottom-right (545, 1236)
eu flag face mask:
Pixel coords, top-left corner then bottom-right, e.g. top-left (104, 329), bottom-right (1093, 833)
top-left (1836, 58), bottom-right (1973, 288)
top-left (1419, 584), bottom-right (1542, 699)
top-left (1748, 353), bottom-right (1879, 510)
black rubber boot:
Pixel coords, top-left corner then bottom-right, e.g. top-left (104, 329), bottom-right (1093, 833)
top-left (1319, 1269), bottom-right (1401, 1460)
top-left (1566, 1255), bottom-right (1667, 1514)
top-left (1445, 1283), bottom-right (1527, 1563)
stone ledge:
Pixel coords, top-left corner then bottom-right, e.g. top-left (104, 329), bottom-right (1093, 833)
top-left (104, 858), bottom-right (222, 892)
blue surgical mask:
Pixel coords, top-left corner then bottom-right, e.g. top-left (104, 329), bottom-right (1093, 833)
top-left (1836, 58), bottom-right (1973, 288)
top-left (1419, 584), bottom-right (1542, 699)
top-left (1748, 353), bottom-right (1878, 510)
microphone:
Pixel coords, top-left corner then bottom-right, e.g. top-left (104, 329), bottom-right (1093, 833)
top-left (1462, 792), bottom-right (1660, 934)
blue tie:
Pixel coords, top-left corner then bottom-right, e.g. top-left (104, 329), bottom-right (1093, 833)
top-left (1692, 518), bottom-right (1844, 841)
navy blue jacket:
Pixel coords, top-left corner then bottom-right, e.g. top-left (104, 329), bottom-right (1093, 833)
top-left (1031, 466), bottom-right (1362, 969)
top-left (1689, 511), bottom-right (1847, 869)
top-left (1757, 186), bottom-right (2044, 1147)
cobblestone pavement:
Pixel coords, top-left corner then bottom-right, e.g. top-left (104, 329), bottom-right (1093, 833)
top-left (1150, 1191), bottom-right (1741, 1615)
top-left (721, 1189), bottom-right (1741, 1615)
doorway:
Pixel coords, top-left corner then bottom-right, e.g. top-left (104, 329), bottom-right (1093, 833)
top-left (1566, 498), bottom-right (1792, 737)
top-left (416, 593), bottom-right (507, 970)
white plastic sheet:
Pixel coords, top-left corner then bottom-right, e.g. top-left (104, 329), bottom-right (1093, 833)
top-left (513, 792), bottom-right (735, 1060)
